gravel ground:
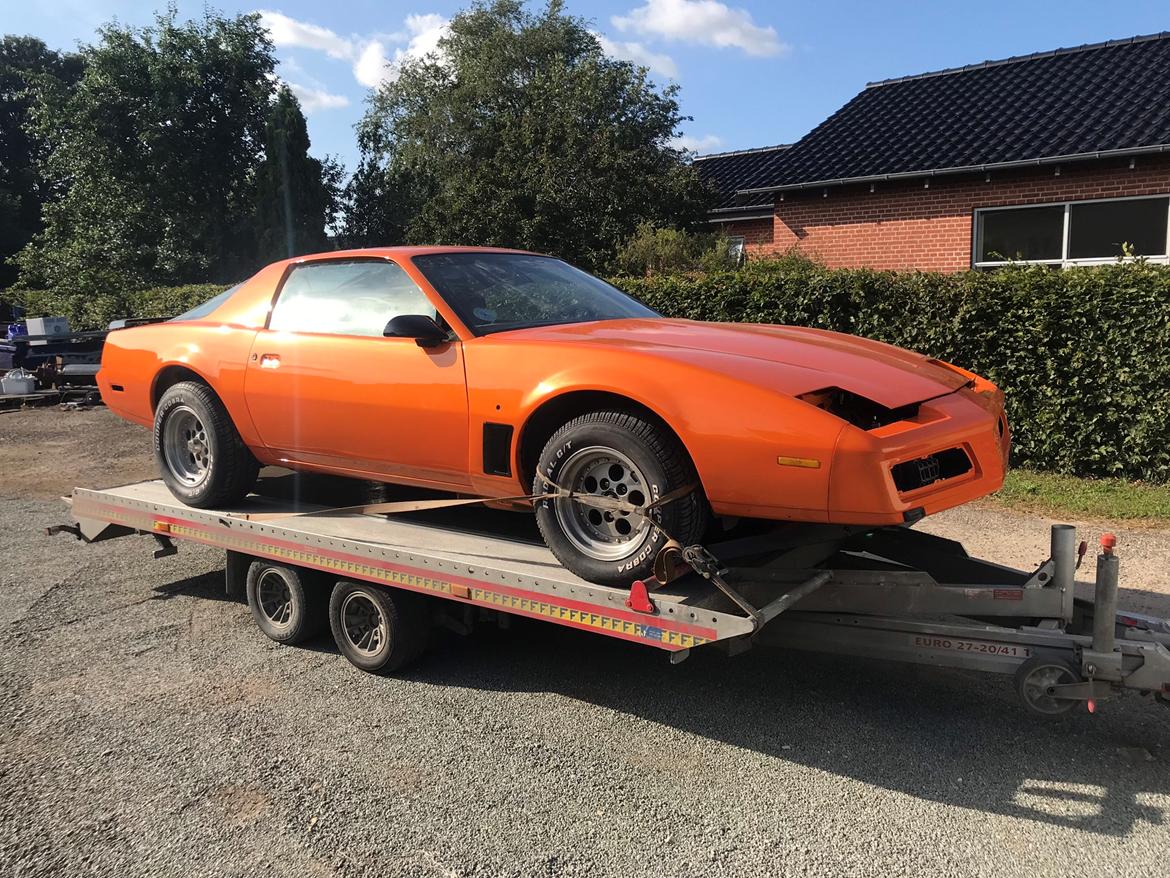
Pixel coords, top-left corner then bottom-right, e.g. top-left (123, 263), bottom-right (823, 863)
top-left (2, 407), bottom-right (1169, 878)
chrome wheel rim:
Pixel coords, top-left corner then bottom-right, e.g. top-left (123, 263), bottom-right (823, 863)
top-left (162, 405), bottom-right (212, 486)
top-left (340, 592), bottom-right (387, 657)
top-left (1021, 664), bottom-right (1076, 715)
top-left (552, 446), bottom-right (655, 562)
top-left (256, 569), bottom-right (294, 630)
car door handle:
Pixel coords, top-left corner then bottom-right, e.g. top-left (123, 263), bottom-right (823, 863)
top-left (259, 353), bottom-right (281, 369)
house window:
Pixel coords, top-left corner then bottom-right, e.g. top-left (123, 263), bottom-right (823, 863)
top-left (974, 195), bottom-right (1170, 268)
top-left (727, 235), bottom-right (746, 264)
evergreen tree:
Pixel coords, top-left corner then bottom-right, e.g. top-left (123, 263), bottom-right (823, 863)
top-left (252, 85), bottom-right (342, 262)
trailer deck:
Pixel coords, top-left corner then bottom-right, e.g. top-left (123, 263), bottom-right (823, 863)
top-left (59, 473), bottom-right (1170, 716)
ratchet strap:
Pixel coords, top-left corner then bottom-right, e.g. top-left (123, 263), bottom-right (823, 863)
top-left (238, 475), bottom-right (697, 528)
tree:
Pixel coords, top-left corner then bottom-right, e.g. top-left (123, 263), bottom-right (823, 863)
top-left (348, 0), bottom-right (713, 269)
top-left (0, 36), bottom-right (83, 289)
top-left (15, 9), bottom-right (276, 302)
top-left (613, 222), bottom-right (741, 276)
top-left (252, 85), bottom-right (343, 263)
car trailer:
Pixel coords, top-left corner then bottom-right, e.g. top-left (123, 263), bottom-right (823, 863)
top-left (54, 477), bottom-right (1170, 717)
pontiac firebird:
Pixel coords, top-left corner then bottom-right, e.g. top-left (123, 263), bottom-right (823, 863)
top-left (97, 246), bottom-right (1010, 586)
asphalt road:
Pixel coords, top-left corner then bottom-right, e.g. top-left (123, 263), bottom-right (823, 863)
top-left (2, 408), bottom-right (1169, 877)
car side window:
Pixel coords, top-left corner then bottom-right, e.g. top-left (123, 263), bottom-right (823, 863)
top-left (268, 259), bottom-right (436, 337)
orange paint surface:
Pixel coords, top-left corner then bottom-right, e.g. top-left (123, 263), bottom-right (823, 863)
top-left (98, 246), bottom-right (1009, 525)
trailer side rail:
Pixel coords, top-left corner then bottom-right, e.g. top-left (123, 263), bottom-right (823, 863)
top-left (70, 484), bottom-right (759, 652)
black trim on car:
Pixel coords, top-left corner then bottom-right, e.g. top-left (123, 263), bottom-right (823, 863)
top-left (482, 423), bottom-right (514, 476)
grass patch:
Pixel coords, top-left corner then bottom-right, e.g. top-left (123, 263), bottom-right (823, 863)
top-left (989, 469), bottom-right (1170, 525)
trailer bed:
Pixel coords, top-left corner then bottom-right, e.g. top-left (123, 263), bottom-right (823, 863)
top-left (70, 479), bottom-right (759, 651)
top-left (61, 474), bottom-right (1170, 716)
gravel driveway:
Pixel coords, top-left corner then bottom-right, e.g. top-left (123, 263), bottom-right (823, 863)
top-left (2, 408), bottom-right (1168, 877)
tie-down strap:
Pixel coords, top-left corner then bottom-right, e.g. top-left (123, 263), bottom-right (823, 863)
top-left (239, 475), bottom-right (697, 527)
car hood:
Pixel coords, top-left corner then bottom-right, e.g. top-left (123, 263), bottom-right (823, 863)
top-left (507, 318), bottom-right (972, 409)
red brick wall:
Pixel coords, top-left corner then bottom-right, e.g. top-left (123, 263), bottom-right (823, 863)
top-left (721, 155), bottom-right (1170, 272)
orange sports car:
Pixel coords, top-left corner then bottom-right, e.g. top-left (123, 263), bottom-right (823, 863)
top-left (98, 246), bottom-right (1010, 586)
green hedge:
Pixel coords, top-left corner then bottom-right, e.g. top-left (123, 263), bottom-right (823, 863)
top-left (614, 259), bottom-right (1170, 483)
top-left (7, 260), bottom-right (1169, 482)
top-left (2, 283), bottom-right (229, 331)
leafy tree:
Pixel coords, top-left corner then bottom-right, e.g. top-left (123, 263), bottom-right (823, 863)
top-left (348, 0), bottom-right (713, 269)
top-left (252, 85), bottom-right (343, 263)
top-left (341, 163), bottom-right (420, 249)
top-left (0, 36), bottom-right (83, 289)
top-left (613, 222), bottom-right (741, 276)
top-left (15, 9), bottom-right (276, 301)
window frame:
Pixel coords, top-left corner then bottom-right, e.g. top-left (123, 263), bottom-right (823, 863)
top-left (972, 193), bottom-right (1170, 269)
top-left (727, 235), bottom-right (747, 265)
top-left (266, 256), bottom-right (441, 339)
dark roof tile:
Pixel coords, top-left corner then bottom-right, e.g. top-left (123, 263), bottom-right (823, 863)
top-left (692, 145), bottom-right (789, 209)
top-left (735, 33), bottom-right (1170, 194)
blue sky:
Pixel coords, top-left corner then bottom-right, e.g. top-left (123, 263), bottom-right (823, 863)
top-left (8, 0), bottom-right (1170, 175)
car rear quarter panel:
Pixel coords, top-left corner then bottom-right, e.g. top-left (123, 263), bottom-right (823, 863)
top-left (97, 262), bottom-right (286, 439)
top-left (98, 323), bottom-right (263, 445)
top-left (463, 338), bottom-right (848, 520)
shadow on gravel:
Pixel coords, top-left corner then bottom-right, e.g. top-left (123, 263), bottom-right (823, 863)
top-left (150, 571), bottom-right (237, 603)
top-left (405, 619), bottom-right (1170, 838)
top-left (150, 562), bottom-right (1170, 836)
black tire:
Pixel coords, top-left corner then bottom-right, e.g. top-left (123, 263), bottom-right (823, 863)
top-left (245, 561), bottom-right (326, 645)
top-left (1014, 656), bottom-right (1082, 717)
top-left (533, 410), bottom-right (708, 587)
top-left (328, 581), bottom-right (431, 675)
top-left (153, 380), bottom-right (259, 508)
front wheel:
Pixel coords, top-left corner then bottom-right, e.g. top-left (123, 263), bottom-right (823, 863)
top-left (533, 411), bottom-right (707, 587)
top-left (245, 561), bottom-right (325, 645)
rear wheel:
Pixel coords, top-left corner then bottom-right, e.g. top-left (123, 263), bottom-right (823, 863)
top-left (533, 410), bottom-right (707, 587)
top-left (328, 581), bottom-right (431, 674)
top-left (154, 380), bottom-right (258, 508)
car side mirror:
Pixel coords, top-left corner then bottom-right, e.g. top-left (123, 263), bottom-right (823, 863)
top-left (383, 314), bottom-right (448, 348)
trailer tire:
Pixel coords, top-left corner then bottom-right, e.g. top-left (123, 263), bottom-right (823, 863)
top-left (246, 561), bottom-right (325, 645)
top-left (328, 582), bottom-right (430, 675)
top-left (1014, 656), bottom-right (1082, 717)
top-left (533, 410), bottom-right (707, 587)
top-left (154, 380), bottom-right (259, 508)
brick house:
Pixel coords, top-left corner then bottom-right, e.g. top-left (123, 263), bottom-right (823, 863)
top-left (694, 33), bottom-right (1170, 272)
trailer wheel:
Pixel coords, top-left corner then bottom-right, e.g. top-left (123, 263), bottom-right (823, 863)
top-left (245, 561), bottom-right (324, 645)
top-left (328, 582), bottom-right (430, 675)
top-left (1014, 656), bottom-right (1082, 717)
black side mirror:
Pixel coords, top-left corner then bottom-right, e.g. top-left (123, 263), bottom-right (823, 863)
top-left (383, 314), bottom-right (448, 348)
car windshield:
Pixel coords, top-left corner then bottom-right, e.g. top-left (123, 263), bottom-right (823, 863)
top-left (411, 252), bottom-right (658, 335)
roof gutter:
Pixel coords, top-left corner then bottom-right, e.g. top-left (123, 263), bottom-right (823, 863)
top-left (735, 143), bottom-right (1170, 197)
top-left (706, 204), bottom-right (776, 222)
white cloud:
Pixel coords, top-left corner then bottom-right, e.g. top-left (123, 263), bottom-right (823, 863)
top-left (353, 40), bottom-right (391, 88)
top-left (287, 82), bottom-right (350, 113)
top-left (401, 13), bottom-right (448, 61)
top-left (258, 10), bottom-right (353, 59)
top-left (613, 0), bottom-right (787, 57)
top-left (671, 133), bottom-right (724, 152)
top-left (592, 32), bottom-right (678, 77)
top-left (257, 9), bottom-right (449, 90)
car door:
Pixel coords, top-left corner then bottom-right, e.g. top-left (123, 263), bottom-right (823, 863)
top-left (243, 257), bottom-right (471, 488)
